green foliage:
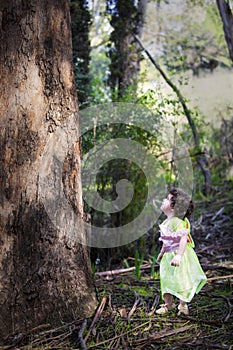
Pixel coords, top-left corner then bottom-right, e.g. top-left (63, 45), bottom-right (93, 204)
top-left (82, 120), bottom-right (159, 230)
top-left (133, 285), bottom-right (152, 296)
top-left (157, 0), bottom-right (231, 75)
top-left (149, 253), bottom-right (160, 280)
top-left (89, 48), bottom-right (112, 104)
top-left (73, 0), bottom-right (233, 269)
top-left (134, 250), bottom-right (144, 280)
top-left (208, 113), bottom-right (233, 185)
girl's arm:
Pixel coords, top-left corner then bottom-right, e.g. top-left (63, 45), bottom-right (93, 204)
top-left (157, 245), bottom-right (165, 262)
top-left (171, 235), bottom-right (187, 267)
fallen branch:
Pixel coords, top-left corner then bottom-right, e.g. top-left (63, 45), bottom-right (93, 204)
top-left (133, 324), bottom-right (193, 345)
top-left (208, 292), bottom-right (233, 323)
top-left (202, 264), bottom-right (233, 272)
top-left (78, 319), bottom-right (87, 350)
top-left (211, 207), bottom-right (225, 221)
top-left (84, 296), bottom-right (107, 343)
top-left (218, 245), bottom-right (233, 251)
top-left (95, 264), bottom-right (152, 277)
top-left (128, 290), bottom-right (141, 319)
top-left (207, 274), bottom-right (233, 282)
top-left (148, 294), bottom-right (160, 316)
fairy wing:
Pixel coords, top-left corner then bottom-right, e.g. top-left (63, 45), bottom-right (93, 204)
top-left (184, 217), bottom-right (195, 248)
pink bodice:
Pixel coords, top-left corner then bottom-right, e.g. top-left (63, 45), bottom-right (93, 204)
top-left (159, 219), bottom-right (188, 253)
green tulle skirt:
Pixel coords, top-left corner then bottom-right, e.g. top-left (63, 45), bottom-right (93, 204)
top-left (160, 245), bottom-right (207, 302)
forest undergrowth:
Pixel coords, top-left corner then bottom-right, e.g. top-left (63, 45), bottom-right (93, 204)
top-left (2, 182), bottom-right (233, 350)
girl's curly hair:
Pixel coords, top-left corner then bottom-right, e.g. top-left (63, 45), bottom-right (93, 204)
top-left (169, 188), bottom-right (194, 219)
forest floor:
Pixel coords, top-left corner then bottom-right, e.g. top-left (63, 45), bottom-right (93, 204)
top-left (2, 182), bottom-right (233, 350)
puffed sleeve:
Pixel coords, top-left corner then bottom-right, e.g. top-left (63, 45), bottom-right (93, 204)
top-left (170, 217), bottom-right (188, 237)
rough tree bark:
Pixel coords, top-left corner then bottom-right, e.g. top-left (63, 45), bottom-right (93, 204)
top-left (0, 0), bottom-right (96, 340)
top-left (216, 0), bottom-right (233, 62)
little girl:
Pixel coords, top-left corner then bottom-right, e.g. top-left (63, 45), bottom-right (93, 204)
top-left (156, 188), bottom-right (207, 315)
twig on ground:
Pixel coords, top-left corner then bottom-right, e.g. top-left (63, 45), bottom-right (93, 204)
top-left (84, 296), bottom-right (107, 343)
top-left (207, 274), bottom-right (233, 282)
top-left (211, 207), bottom-right (225, 221)
top-left (133, 324), bottom-right (193, 346)
top-left (128, 290), bottom-right (141, 319)
top-left (78, 319), bottom-right (87, 350)
top-left (208, 292), bottom-right (233, 322)
top-left (95, 264), bottom-right (152, 277)
top-left (203, 264), bottom-right (233, 272)
top-left (148, 294), bottom-right (160, 316)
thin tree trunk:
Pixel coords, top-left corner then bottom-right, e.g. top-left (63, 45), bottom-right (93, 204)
top-left (216, 0), bottom-right (233, 62)
top-left (0, 0), bottom-right (96, 339)
top-left (134, 35), bottom-right (212, 195)
top-left (70, 0), bottom-right (92, 106)
top-left (107, 0), bottom-right (148, 98)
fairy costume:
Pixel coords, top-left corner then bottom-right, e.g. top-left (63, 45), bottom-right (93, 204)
top-left (159, 217), bottom-right (207, 303)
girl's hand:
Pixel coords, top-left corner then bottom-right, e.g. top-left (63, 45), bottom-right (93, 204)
top-left (157, 251), bottom-right (164, 262)
top-left (171, 254), bottom-right (182, 267)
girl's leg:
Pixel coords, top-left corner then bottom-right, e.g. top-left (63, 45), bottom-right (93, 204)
top-left (164, 293), bottom-right (173, 307)
top-left (156, 293), bottom-right (175, 314)
top-left (178, 299), bottom-right (189, 315)
top-left (179, 300), bottom-right (187, 307)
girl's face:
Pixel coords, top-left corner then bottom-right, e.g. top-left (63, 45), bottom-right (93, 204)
top-left (161, 194), bottom-right (174, 215)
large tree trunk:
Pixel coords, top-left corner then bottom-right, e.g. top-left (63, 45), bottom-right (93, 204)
top-left (0, 0), bottom-right (96, 340)
top-left (216, 0), bottom-right (233, 62)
